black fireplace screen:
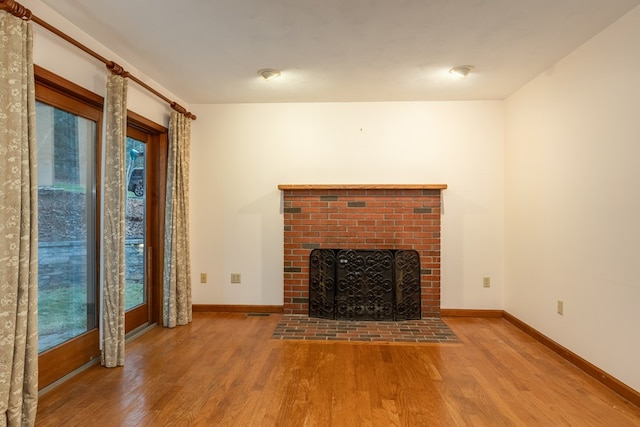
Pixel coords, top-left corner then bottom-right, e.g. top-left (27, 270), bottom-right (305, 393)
top-left (309, 249), bottom-right (421, 321)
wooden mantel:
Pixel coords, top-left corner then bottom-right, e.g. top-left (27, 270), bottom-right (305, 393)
top-left (278, 184), bottom-right (447, 191)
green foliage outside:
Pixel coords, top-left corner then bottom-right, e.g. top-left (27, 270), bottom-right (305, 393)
top-left (39, 282), bottom-right (144, 352)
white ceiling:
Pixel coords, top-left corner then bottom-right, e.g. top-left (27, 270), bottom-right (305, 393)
top-left (39, 0), bottom-right (640, 104)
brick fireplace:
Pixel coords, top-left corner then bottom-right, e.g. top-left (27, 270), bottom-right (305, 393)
top-left (279, 184), bottom-right (446, 318)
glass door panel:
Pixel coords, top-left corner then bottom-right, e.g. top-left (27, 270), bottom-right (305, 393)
top-left (36, 101), bottom-right (97, 352)
top-left (125, 136), bottom-right (147, 311)
top-left (125, 114), bottom-right (167, 334)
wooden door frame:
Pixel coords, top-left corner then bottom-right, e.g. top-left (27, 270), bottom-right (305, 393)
top-left (126, 111), bottom-right (168, 330)
top-left (35, 66), bottom-right (104, 389)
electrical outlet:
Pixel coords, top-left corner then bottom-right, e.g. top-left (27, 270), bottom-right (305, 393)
top-left (483, 277), bottom-right (491, 288)
top-left (200, 273), bottom-right (207, 283)
top-left (557, 300), bottom-right (564, 315)
top-left (230, 273), bottom-right (241, 284)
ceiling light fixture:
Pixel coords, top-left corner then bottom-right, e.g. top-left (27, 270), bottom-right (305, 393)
top-left (449, 65), bottom-right (474, 78)
top-left (258, 68), bottom-right (281, 81)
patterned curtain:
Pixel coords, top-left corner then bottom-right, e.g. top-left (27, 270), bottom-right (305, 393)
top-left (163, 111), bottom-right (192, 327)
top-left (101, 73), bottom-right (127, 367)
top-left (0, 11), bottom-right (39, 426)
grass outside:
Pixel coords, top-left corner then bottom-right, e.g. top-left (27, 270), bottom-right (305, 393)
top-left (39, 282), bottom-right (144, 352)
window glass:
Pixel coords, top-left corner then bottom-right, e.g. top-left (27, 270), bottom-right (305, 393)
top-left (36, 101), bottom-right (97, 352)
top-left (125, 136), bottom-right (146, 310)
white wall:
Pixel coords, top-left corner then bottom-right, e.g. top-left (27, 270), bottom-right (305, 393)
top-left (190, 101), bottom-right (505, 309)
top-left (22, 0), bottom-right (183, 126)
top-left (505, 6), bottom-right (640, 392)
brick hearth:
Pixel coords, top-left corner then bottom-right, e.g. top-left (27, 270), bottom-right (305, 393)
top-left (279, 184), bottom-right (446, 318)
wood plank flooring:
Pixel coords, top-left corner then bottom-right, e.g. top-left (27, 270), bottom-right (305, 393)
top-left (36, 313), bottom-right (640, 426)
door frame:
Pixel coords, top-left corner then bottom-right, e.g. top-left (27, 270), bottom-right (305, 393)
top-left (125, 111), bottom-right (168, 332)
top-left (35, 66), bottom-right (104, 389)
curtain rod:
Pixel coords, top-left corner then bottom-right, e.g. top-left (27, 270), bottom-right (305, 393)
top-left (1, 0), bottom-right (196, 120)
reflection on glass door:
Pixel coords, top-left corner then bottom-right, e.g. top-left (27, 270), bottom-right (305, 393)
top-left (36, 101), bottom-right (97, 352)
top-left (125, 137), bottom-right (146, 311)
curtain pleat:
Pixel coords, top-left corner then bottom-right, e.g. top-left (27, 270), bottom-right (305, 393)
top-left (101, 73), bottom-right (127, 367)
top-left (163, 111), bottom-right (192, 328)
top-left (0, 11), bottom-right (39, 426)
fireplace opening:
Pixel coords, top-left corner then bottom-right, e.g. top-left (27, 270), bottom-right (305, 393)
top-left (309, 249), bottom-right (421, 321)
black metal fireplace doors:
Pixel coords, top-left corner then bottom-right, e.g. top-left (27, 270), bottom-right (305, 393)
top-left (309, 249), bottom-right (421, 321)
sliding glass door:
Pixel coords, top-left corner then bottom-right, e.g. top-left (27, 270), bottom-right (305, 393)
top-left (35, 67), bottom-right (168, 389)
top-left (35, 69), bottom-right (103, 388)
top-left (125, 114), bottom-right (168, 334)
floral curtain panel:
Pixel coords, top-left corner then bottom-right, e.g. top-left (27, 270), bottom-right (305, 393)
top-left (163, 111), bottom-right (192, 328)
top-left (101, 73), bottom-right (128, 367)
top-left (0, 10), bottom-right (39, 426)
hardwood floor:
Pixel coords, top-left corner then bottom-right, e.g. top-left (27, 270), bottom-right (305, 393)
top-left (36, 313), bottom-right (640, 426)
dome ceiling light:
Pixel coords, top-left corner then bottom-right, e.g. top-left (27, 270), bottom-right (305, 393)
top-left (449, 65), bottom-right (475, 78)
top-left (258, 68), bottom-right (281, 81)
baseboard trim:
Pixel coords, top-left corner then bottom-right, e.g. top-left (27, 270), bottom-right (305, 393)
top-left (440, 309), bottom-right (504, 318)
top-left (502, 311), bottom-right (640, 408)
top-left (192, 304), bottom-right (284, 314)
top-left (440, 308), bottom-right (639, 406)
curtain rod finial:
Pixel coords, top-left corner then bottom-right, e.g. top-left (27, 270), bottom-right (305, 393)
top-left (1, 0), bottom-right (33, 19)
top-left (170, 102), bottom-right (196, 120)
top-left (106, 61), bottom-right (129, 78)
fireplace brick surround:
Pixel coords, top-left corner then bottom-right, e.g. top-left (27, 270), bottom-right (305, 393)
top-left (279, 184), bottom-right (446, 318)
